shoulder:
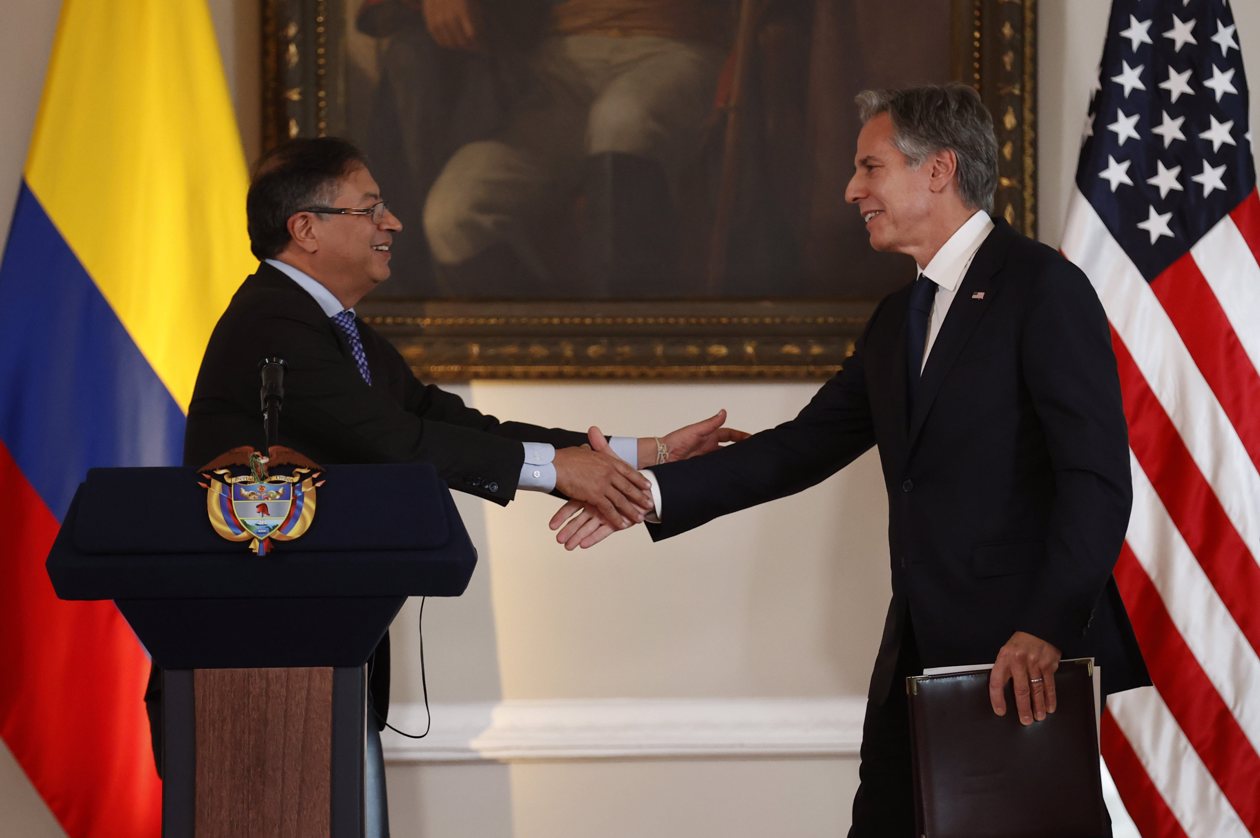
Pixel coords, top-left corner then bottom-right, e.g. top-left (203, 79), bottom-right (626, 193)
top-left (221, 265), bottom-right (325, 323)
top-left (989, 222), bottom-right (1096, 301)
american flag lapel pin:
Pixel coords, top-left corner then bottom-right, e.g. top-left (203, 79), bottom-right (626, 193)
top-left (971, 291), bottom-right (985, 300)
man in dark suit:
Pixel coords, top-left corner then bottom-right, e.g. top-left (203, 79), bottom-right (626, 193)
top-left (553, 84), bottom-right (1149, 835)
top-left (160, 136), bottom-right (743, 836)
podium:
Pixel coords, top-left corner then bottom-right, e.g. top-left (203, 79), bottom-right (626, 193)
top-left (46, 463), bottom-right (477, 838)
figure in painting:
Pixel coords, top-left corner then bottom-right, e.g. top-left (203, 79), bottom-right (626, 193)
top-left (356, 0), bottom-right (864, 300)
top-left (420, 0), bottom-right (735, 298)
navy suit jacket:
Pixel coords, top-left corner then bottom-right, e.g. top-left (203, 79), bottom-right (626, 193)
top-left (649, 220), bottom-right (1149, 701)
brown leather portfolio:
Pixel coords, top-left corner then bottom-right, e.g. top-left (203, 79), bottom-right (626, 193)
top-left (906, 658), bottom-right (1108, 838)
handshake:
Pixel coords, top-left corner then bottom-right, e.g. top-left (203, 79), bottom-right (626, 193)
top-left (547, 409), bottom-right (749, 551)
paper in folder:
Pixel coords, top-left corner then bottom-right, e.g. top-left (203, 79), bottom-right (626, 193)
top-left (906, 657), bottom-right (1108, 838)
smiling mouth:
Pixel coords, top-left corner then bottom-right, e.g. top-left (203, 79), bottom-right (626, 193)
top-left (371, 243), bottom-right (391, 252)
top-left (862, 211), bottom-right (883, 224)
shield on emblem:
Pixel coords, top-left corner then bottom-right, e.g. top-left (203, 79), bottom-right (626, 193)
top-left (231, 481), bottom-right (293, 539)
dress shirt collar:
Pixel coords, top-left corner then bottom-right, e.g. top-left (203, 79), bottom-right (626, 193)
top-left (265, 258), bottom-right (353, 318)
top-left (917, 210), bottom-right (994, 291)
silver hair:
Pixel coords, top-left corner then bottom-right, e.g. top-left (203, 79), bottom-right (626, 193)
top-left (854, 85), bottom-right (999, 213)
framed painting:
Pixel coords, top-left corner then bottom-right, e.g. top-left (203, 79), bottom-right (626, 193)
top-left (262, 0), bottom-right (1037, 379)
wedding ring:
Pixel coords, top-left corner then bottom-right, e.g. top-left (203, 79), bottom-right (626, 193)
top-left (1030, 677), bottom-right (1045, 684)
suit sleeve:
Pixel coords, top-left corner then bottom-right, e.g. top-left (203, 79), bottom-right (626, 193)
top-left (1015, 257), bottom-right (1133, 650)
top-left (647, 299), bottom-right (887, 539)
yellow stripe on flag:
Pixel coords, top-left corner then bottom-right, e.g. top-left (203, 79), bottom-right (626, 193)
top-left (25, 0), bottom-right (255, 411)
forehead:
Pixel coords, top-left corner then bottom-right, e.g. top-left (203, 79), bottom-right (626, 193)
top-left (854, 113), bottom-right (902, 164)
top-left (331, 164), bottom-right (381, 202)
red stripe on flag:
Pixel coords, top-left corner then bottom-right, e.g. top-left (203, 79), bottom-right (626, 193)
top-left (1150, 252), bottom-right (1260, 473)
top-left (1111, 543), bottom-right (1260, 831)
top-left (1108, 329), bottom-right (1260, 651)
top-left (0, 443), bottom-right (161, 838)
top-left (1102, 707), bottom-right (1192, 838)
top-left (1230, 188), bottom-right (1260, 269)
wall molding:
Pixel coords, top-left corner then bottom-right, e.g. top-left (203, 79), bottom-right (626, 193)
top-left (382, 697), bottom-right (868, 764)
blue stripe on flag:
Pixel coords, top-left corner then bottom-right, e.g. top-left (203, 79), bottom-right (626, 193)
top-left (0, 181), bottom-right (185, 520)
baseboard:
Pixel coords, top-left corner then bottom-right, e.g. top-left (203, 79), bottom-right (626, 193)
top-left (381, 696), bottom-right (867, 764)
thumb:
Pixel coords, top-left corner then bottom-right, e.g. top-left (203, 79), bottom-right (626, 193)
top-left (587, 425), bottom-right (610, 452)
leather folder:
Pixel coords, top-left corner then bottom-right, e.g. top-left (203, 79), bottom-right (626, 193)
top-left (906, 658), bottom-right (1108, 838)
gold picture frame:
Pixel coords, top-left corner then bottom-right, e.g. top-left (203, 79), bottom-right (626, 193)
top-left (262, 0), bottom-right (1036, 380)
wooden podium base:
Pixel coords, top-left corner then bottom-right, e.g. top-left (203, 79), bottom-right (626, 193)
top-left (162, 666), bottom-right (366, 837)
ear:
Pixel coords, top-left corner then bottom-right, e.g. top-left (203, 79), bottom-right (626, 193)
top-left (927, 148), bottom-right (959, 195)
top-left (287, 211), bottom-right (320, 255)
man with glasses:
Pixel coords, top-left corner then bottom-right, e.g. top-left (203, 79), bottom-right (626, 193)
top-left (162, 136), bottom-right (743, 836)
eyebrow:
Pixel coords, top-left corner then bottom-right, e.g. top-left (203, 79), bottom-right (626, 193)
top-left (856, 155), bottom-right (882, 168)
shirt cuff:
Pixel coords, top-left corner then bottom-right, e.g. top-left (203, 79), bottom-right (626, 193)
top-left (641, 469), bottom-right (662, 522)
top-left (518, 442), bottom-right (557, 492)
top-left (608, 436), bottom-right (636, 467)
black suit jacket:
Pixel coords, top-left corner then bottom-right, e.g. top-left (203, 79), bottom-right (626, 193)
top-left (185, 262), bottom-right (588, 501)
top-left (649, 220), bottom-right (1149, 701)
top-left (173, 262), bottom-right (589, 728)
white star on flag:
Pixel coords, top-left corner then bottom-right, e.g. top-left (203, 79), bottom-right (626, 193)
top-left (1111, 61), bottom-right (1147, 97)
top-left (1211, 20), bottom-right (1239, 56)
top-left (1204, 65), bottom-right (1238, 102)
top-left (1120, 15), bottom-right (1153, 51)
top-left (1151, 110), bottom-right (1187, 147)
top-left (1146, 160), bottom-right (1184, 199)
top-left (1199, 115), bottom-right (1237, 153)
top-left (1189, 160), bottom-right (1227, 196)
top-left (1100, 156), bottom-right (1135, 192)
top-left (1159, 66), bottom-right (1195, 103)
top-left (1108, 109), bottom-right (1142, 146)
top-left (1135, 205), bottom-right (1175, 243)
top-left (1162, 14), bottom-right (1197, 52)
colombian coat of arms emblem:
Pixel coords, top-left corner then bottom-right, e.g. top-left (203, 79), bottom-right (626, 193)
top-left (201, 452), bottom-right (322, 555)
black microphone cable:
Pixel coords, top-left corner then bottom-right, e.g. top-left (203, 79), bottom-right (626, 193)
top-left (370, 596), bottom-right (432, 740)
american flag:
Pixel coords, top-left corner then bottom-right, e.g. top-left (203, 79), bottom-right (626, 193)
top-left (1060, 0), bottom-right (1260, 835)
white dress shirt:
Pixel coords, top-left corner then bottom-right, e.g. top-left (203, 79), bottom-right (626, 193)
top-left (913, 210), bottom-right (995, 371)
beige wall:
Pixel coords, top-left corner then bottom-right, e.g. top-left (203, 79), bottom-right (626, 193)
top-left (2, 2), bottom-right (1259, 836)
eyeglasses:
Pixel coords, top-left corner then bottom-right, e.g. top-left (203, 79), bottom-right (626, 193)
top-left (298, 200), bottom-right (390, 224)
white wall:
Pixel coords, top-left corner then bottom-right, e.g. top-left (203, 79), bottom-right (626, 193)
top-left (2, 2), bottom-right (1259, 836)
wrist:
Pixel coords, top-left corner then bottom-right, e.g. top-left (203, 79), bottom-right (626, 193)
top-left (635, 437), bottom-right (670, 468)
top-left (636, 437), bottom-right (653, 468)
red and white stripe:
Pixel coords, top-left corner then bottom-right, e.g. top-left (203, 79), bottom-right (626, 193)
top-left (1062, 186), bottom-right (1260, 836)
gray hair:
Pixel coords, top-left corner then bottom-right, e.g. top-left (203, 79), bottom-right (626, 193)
top-left (855, 84), bottom-right (999, 213)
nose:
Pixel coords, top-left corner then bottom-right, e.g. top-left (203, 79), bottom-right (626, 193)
top-left (844, 173), bottom-right (862, 205)
top-left (381, 206), bottom-right (403, 232)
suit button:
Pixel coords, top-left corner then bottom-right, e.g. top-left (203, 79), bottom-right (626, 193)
top-left (901, 479), bottom-right (914, 493)
top-left (486, 482), bottom-right (499, 493)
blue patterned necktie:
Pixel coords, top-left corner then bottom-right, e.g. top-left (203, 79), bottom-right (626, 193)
top-left (331, 310), bottom-right (373, 385)
top-left (906, 273), bottom-right (935, 408)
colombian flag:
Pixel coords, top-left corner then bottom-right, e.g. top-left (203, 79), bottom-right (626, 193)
top-left (0, 2), bottom-right (255, 835)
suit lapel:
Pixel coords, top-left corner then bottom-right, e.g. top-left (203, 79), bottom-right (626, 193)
top-left (907, 221), bottom-right (1014, 443)
top-left (255, 263), bottom-right (374, 380)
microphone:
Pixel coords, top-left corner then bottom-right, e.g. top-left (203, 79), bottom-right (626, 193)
top-left (259, 357), bottom-right (286, 452)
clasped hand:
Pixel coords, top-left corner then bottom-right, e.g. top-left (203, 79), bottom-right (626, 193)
top-left (550, 410), bottom-right (749, 549)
